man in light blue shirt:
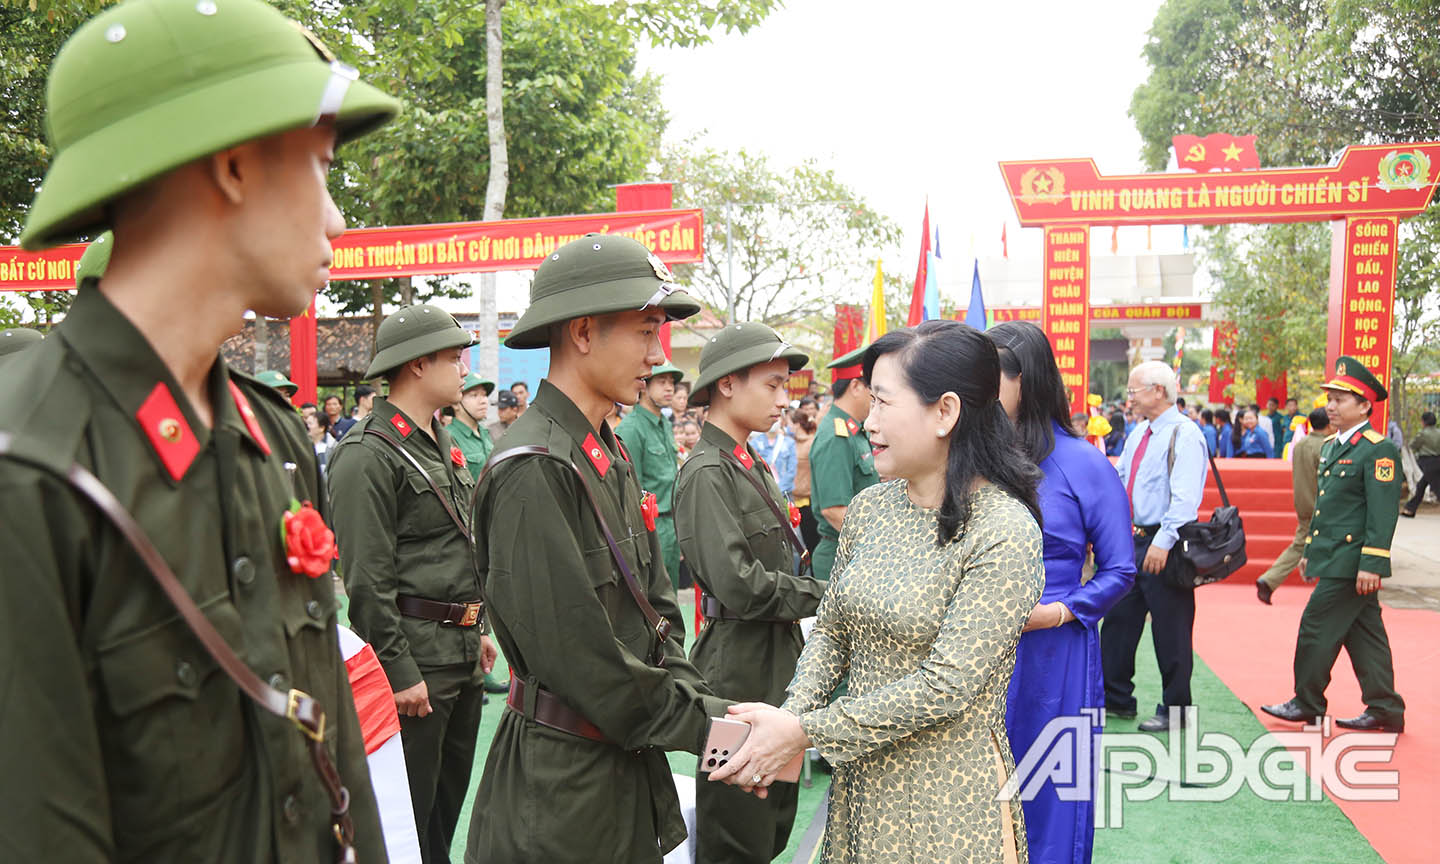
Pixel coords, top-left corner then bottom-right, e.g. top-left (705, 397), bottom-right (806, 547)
top-left (748, 419), bottom-right (798, 496)
top-left (1101, 361), bottom-right (1209, 732)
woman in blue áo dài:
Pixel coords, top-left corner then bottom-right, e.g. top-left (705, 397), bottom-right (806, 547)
top-left (990, 321), bottom-right (1137, 864)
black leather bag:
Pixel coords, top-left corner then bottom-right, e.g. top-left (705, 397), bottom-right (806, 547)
top-left (1166, 437), bottom-right (1247, 588)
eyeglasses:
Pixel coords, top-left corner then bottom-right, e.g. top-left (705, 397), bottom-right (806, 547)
top-left (1125, 385), bottom-right (1156, 397)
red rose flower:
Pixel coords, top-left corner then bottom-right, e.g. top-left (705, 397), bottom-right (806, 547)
top-left (788, 501), bottom-right (802, 528)
top-left (451, 446), bottom-right (467, 468)
top-left (282, 501), bottom-right (338, 578)
top-left (640, 491), bottom-right (659, 532)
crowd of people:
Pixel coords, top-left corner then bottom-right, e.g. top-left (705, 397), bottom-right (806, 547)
top-left (0, 2), bottom-right (1425, 863)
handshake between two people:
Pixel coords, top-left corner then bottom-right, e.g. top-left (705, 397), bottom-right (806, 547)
top-left (705, 703), bottom-right (814, 800)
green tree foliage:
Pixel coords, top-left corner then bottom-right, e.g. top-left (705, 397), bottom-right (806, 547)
top-left (1131, 0), bottom-right (1440, 409)
top-left (656, 142), bottom-right (901, 329)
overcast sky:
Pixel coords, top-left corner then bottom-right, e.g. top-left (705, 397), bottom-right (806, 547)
top-left (635, 0), bottom-right (1190, 299)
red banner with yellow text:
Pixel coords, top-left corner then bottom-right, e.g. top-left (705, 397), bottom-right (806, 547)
top-left (990, 302), bottom-right (1205, 324)
top-left (1043, 226), bottom-right (1091, 415)
top-left (1327, 216), bottom-right (1398, 433)
top-left (1000, 143), bottom-right (1440, 227)
top-left (0, 208), bottom-right (705, 291)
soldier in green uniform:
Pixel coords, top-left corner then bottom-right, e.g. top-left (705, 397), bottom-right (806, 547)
top-left (676, 321), bottom-right (823, 863)
top-left (0, 0), bottom-right (397, 858)
top-left (808, 344), bottom-right (879, 581)
top-left (615, 360), bottom-right (684, 588)
top-left (327, 305), bottom-right (497, 863)
top-left (466, 234), bottom-right (731, 864)
top-left (256, 369), bottom-right (300, 400)
top-left (1263, 356), bottom-right (1406, 733)
top-left (450, 371), bottom-right (496, 477)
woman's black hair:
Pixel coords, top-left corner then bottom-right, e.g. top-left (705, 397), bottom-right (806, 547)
top-left (862, 320), bottom-right (1042, 545)
top-left (1215, 408), bottom-right (1232, 426)
top-left (987, 320), bottom-right (1077, 463)
top-left (1233, 408), bottom-right (1252, 448)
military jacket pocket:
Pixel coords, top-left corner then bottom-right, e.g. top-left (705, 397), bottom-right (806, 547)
top-left (582, 532), bottom-right (651, 644)
top-left (95, 597), bottom-right (249, 848)
top-left (401, 468), bottom-right (456, 540)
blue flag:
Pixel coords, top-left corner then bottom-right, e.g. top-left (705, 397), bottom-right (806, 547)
top-left (923, 251), bottom-right (941, 321)
top-left (964, 259), bottom-right (987, 331)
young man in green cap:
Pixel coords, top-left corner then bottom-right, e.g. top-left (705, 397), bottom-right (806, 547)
top-left (0, 0), bottom-right (398, 859)
top-left (616, 360), bottom-right (685, 588)
top-left (675, 321), bottom-right (823, 863)
top-left (467, 233), bottom-right (731, 864)
top-left (327, 304), bottom-right (497, 863)
top-left (256, 369), bottom-right (300, 400)
top-left (450, 371), bottom-right (496, 478)
top-left (1263, 355), bottom-right (1406, 733)
top-left (808, 345), bottom-right (879, 581)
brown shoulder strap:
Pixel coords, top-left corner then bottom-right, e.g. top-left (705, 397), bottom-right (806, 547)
top-left (479, 445), bottom-right (672, 665)
top-left (0, 433), bottom-right (357, 864)
top-left (719, 447), bottom-right (812, 571)
top-left (363, 427), bottom-right (470, 543)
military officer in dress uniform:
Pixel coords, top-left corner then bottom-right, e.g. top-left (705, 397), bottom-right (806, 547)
top-left (466, 234), bottom-right (731, 864)
top-left (327, 305), bottom-right (497, 863)
top-left (676, 322), bottom-right (823, 863)
top-left (0, 0), bottom-right (397, 859)
top-left (449, 371), bottom-right (496, 479)
top-left (808, 344), bottom-right (879, 581)
top-left (1263, 356), bottom-right (1406, 733)
top-left (615, 360), bottom-right (684, 588)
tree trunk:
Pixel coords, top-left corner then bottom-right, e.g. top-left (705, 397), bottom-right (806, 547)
top-left (370, 280), bottom-right (385, 350)
top-left (475, 0), bottom-right (508, 383)
top-left (253, 315), bottom-right (269, 373)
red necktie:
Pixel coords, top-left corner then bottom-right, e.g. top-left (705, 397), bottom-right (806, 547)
top-left (1125, 425), bottom-right (1153, 507)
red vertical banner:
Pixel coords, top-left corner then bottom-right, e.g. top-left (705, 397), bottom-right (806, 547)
top-left (1042, 225), bottom-right (1091, 415)
top-left (831, 304), bottom-right (865, 381)
top-left (1327, 216), bottom-right (1398, 433)
top-left (1208, 321), bottom-right (1237, 405)
top-left (289, 301), bottom-right (318, 407)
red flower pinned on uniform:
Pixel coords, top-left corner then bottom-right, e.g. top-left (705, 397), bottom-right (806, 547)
top-left (788, 501), bottom-right (802, 528)
top-left (280, 500), bottom-right (338, 578)
top-left (451, 446), bottom-right (466, 468)
top-left (640, 491), bottom-right (659, 532)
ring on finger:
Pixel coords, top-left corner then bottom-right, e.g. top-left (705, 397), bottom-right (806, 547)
top-left (751, 773), bottom-right (763, 786)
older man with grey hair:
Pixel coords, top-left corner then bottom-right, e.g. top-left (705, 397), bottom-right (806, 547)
top-left (1101, 361), bottom-right (1210, 732)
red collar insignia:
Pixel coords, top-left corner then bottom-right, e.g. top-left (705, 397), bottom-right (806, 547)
top-left (733, 444), bottom-right (754, 470)
top-left (1349, 431), bottom-right (1363, 445)
top-left (390, 412), bottom-right (413, 438)
top-left (845, 418), bottom-right (860, 435)
top-left (582, 433), bottom-right (611, 477)
top-left (137, 382), bottom-right (200, 482)
top-left (227, 380), bottom-right (271, 455)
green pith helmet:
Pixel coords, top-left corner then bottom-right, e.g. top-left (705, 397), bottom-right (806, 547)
top-left (21, 0), bottom-right (400, 250)
top-left (647, 361), bottom-right (685, 385)
top-left (364, 304), bottom-right (474, 379)
top-left (0, 328), bottom-right (45, 358)
top-left (256, 369), bottom-right (299, 397)
top-left (689, 322), bottom-right (809, 407)
top-left (75, 231), bottom-right (113, 286)
top-left (1321, 354), bottom-right (1388, 403)
top-left (462, 372), bottom-right (495, 395)
top-left (505, 234), bottom-right (700, 349)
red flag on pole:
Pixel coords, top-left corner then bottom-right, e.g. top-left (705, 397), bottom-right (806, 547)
top-left (1110, 226), bottom-right (1118, 255)
top-left (907, 201), bottom-right (931, 326)
top-left (1001, 223), bottom-right (1008, 259)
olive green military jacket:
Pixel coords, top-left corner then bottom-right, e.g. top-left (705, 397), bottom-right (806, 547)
top-left (0, 288), bottom-right (384, 864)
top-left (615, 401), bottom-right (678, 514)
top-left (809, 404), bottom-right (879, 542)
top-left (674, 423), bottom-right (824, 703)
top-left (448, 416), bottom-right (494, 481)
top-left (327, 398), bottom-right (481, 693)
top-left (1303, 425), bottom-right (1402, 580)
top-left (468, 380), bottom-right (729, 862)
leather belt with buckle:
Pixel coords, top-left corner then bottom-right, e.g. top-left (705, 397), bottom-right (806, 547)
top-left (507, 678), bottom-right (609, 744)
top-left (699, 593), bottom-right (795, 625)
top-left (396, 594), bottom-right (483, 627)
top-left (1132, 524), bottom-right (1159, 539)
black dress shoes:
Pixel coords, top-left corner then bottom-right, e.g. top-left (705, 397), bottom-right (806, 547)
top-left (1104, 703), bottom-right (1137, 720)
top-left (1335, 712), bottom-right (1404, 733)
top-left (1261, 699), bottom-right (1320, 724)
top-left (1256, 578), bottom-right (1274, 605)
top-left (1138, 708), bottom-right (1187, 732)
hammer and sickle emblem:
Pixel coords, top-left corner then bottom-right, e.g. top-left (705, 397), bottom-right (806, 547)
top-left (1186, 143), bottom-right (1206, 163)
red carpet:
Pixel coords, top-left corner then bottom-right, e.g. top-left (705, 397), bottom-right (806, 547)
top-left (1201, 457), bottom-right (1304, 585)
top-left (1194, 584), bottom-right (1439, 864)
